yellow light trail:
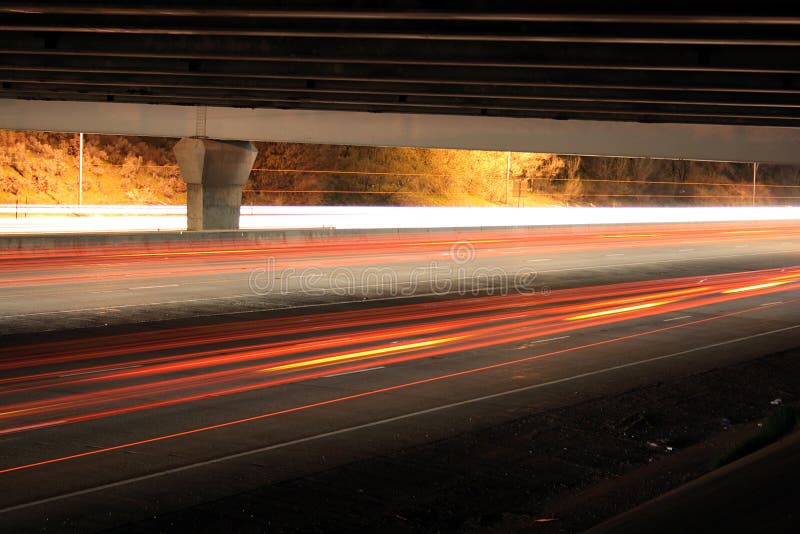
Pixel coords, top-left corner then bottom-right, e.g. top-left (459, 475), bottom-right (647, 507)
top-left (260, 336), bottom-right (466, 373)
top-left (0, 403), bottom-right (67, 418)
top-left (601, 286), bottom-right (710, 307)
top-left (564, 300), bottom-right (675, 321)
top-left (0, 407), bottom-right (39, 417)
top-left (722, 281), bottom-right (787, 294)
top-left (766, 272), bottom-right (800, 282)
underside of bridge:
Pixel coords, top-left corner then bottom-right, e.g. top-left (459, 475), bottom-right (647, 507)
top-left (2, 1), bottom-right (800, 127)
top-left (3, 2), bottom-right (800, 228)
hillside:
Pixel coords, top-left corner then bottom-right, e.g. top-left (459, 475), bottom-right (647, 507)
top-left (1, 130), bottom-right (798, 207)
top-left (0, 131), bottom-right (184, 205)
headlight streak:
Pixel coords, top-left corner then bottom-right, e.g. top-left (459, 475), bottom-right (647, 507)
top-left (0, 273), bottom-right (689, 368)
top-left (0, 268), bottom-right (798, 436)
top-left (259, 337), bottom-right (466, 373)
top-left (0, 322), bottom-right (462, 394)
top-left (2, 294), bottom-right (799, 476)
top-left (0, 272), bottom-right (726, 373)
top-left (1, 220), bottom-right (800, 490)
top-left (722, 281), bottom-right (788, 294)
top-left (0, 269), bottom-right (786, 397)
top-left (3, 266), bottom-right (793, 372)
top-left (564, 300), bottom-right (676, 321)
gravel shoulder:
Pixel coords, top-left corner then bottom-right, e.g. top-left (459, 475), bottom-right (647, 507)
top-left (104, 342), bottom-right (800, 534)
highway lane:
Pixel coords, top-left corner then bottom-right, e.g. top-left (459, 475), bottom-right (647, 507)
top-left (0, 222), bottom-right (799, 531)
top-left (1, 221), bottom-right (800, 335)
top-left (0, 275), bottom-right (799, 531)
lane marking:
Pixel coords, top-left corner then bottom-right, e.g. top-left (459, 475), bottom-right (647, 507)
top-left (527, 336), bottom-right (570, 345)
top-left (517, 336), bottom-right (570, 349)
top-left (663, 315), bottom-right (693, 322)
top-left (525, 258), bottom-right (552, 263)
top-left (535, 335), bottom-right (570, 343)
top-left (605, 253), bottom-right (625, 257)
top-left (323, 367), bottom-right (385, 378)
top-left (129, 284), bottom-right (179, 290)
top-left (58, 365), bottom-right (142, 378)
top-left (2, 321), bottom-right (799, 514)
top-left (761, 301), bottom-right (784, 306)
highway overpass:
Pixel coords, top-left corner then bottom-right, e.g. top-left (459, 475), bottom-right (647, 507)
top-left (2, 2), bottom-right (800, 229)
top-left (4, 6), bottom-right (800, 529)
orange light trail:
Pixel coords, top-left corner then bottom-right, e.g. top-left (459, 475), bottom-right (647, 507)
top-left (1, 266), bottom-right (799, 435)
top-left (2, 294), bottom-right (798, 476)
top-left (1, 222), bottom-right (798, 290)
top-left (2, 223), bottom-right (800, 466)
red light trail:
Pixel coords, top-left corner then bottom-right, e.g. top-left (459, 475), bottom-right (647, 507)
top-left (1, 288), bottom-right (798, 477)
top-left (1, 222), bottom-right (799, 481)
top-left (1, 265), bottom-right (798, 440)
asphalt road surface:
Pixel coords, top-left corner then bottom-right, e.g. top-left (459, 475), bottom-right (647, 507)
top-left (1, 221), bottom-right (799, 532)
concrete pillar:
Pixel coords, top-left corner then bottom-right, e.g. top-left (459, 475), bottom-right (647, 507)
top-left (173, 138), bottom-right (257, 231)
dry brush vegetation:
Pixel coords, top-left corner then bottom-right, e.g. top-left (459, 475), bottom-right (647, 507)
top-left (1, 131), bottom-right (799, 207)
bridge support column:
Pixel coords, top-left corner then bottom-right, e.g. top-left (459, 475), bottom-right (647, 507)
top-left (174, 138), bottom-right (257, 231)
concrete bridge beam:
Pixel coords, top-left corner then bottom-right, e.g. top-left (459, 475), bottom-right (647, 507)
top-left (173, 138), bottom-right (257, 231)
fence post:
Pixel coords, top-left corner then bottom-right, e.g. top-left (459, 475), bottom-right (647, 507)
top-left (505, 151), bottom-right (511, 205)
top-left (79, 132), bottom-right (83, 206)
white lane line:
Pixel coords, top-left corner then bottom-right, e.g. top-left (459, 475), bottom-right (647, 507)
top-left (323, 366), bottom-right (386, 378)
top-left (663, 315), bottom-right (693, 322)
top-left (517, 336), bottom-right (571, 349)
top-left (523, 336), bottom-right (571, 346)
top-left (531, 336), bottom-right (571, 343)
top-left (678, 248), bottom-right (695, 252)
top-left (761, 301), bottom-right (784, 306)
top-left (3, 322), bottom-right (799, 515)
top-left (604, 253), bottom-right (625, 257)
top-left (58, 365), bottom-right (142, 378)
top-left (3, 321), bottom-right (800, 513)
top-left (129, 284), bottom-right (179, 290)
top-left (525, 258), bottom-right (552, 262)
